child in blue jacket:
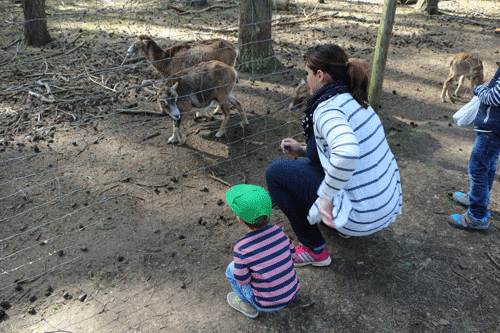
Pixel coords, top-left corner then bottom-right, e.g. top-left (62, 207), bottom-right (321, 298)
top-left (450, 63), bottom-right (500, 230)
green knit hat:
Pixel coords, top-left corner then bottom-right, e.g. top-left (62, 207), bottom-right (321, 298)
top-left (226, 184), bottom-right (272, 224)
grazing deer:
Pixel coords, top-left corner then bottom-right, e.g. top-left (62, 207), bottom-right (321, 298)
top-left (440, 53), bottom-right (484, 103)
top-left (288, 58), bottom-right (371, 112)
top-left (128, 35), bottom-right (239, 116)
top-left (156, 60), bottom-right (248, 145)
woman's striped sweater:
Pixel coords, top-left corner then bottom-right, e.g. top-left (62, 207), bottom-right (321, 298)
top-left (307, 93), bottom-right (403, 236)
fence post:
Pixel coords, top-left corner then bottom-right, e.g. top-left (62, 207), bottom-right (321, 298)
top-left (368, 0), bottom-right (397, 112)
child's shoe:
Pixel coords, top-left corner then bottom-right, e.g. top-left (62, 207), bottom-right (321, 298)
top-left (293, 244), bottom-right (332, 267)
top-left (452, 191), bottom-right (470, 206)
top-left (448, 211), bottom-right (490, 230)
top-left (227, 292), bottom-right (259, 318)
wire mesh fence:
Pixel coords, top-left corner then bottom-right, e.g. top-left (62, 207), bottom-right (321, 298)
top-left (1, 0), bottom-right (499, 330)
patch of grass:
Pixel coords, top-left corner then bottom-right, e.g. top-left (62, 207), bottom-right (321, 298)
top-left (139, 252), bottom-right (149, 261)
top-left (52, 304), bottom-right (59, 310)
top-left (442, 194), bottom-right (454, 207)
top-left (426, 163), bottom-right (443, 172)
top-left (97, 270), bottom-right (112, 280)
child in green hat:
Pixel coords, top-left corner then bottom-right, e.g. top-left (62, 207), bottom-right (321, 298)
top-left (225, 184), bottom-right (300, 318)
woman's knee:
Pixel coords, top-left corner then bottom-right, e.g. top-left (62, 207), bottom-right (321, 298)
top-left (266, 159), bottom-right (290, 184)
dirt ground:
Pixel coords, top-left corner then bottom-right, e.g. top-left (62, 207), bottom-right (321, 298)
top-left (1, 0), bottom-right (500, 332)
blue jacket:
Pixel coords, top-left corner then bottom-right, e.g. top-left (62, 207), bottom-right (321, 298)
top-left (474, 65), bottom-right (500, 135)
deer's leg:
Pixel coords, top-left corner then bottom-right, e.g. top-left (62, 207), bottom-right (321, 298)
top-left (215, 102), bottom-right (230, 138)
top-left (168, 119), bottom-right (187, 145)
top-left (454, 75), bottom-right (466, 97)
top-left (212, 105), bottom-right (222, 115)
top-left (441, 76), bottom-right (454, 103)
top-left (229, 93), bottom-right (248, 127)
top-left (168, 120), bottom-right (177, 144)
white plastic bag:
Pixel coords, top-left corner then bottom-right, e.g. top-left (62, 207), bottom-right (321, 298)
top-left (453, 96), bottom-right (480, 127)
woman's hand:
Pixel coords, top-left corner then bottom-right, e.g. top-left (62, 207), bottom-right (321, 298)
top-left (281, 138), bottom-right (307, 157)
top-left (318, 197), bottom-right (335, 228)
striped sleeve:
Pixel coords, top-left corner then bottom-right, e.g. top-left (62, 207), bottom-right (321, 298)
top-left (289, 240), bottom-right (297, 262)
top-left (474, 79), bottom-right (500, 106)
top-left (233, 243), bottom-right (251, 285)
top-left (314, 107), bottom-right (360, 201)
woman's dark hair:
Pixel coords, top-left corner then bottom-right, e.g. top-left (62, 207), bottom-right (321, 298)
top-left (306, 44), bottom-right (369, 109)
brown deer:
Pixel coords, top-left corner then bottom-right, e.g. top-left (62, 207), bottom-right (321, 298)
top-left (156, 60), bottom-right (248, 145)
top-left (127, 35), bottom-right (239, 78)
top-left (128, 35), bottom-right (239, 116)
top-left (288, 58), bottom-right (371, 112)
top-left (440, 53), bottom-right (484, 103)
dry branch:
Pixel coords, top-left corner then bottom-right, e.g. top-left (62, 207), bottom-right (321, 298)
top-left (486, 252), bottom-right (500, 271)
top-left (213, 13), bottom-right (338, 33)
top-left (165, 4), bottom-right (237, 15)
top-left (28, 90), bottom-right (56, 103)
top-left (208, 174), bottom-right (230, 187)
top-left (85, 67), bottom-right (116, 92)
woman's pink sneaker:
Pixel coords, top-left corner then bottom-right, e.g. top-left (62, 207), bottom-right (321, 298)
top-left (293, 244), bottom-right (332, 267)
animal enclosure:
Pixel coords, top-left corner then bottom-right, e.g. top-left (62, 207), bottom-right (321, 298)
top-left (1, 0), bottom-right (500, 332)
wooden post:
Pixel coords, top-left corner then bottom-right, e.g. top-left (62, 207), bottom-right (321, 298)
top-left (368, 0), bottom-right (397, 112)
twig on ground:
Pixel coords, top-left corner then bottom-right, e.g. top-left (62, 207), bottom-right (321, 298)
top-left (208, 173), bottom-right (230, 187)
top-left (135, 182), bottom-right (170, 188)
top-left (213, 13), bottom-right (338, 33)
top-left (28, 90), bottom-right (56, 103)
top-left (290, 301), bottom-right (315, 309)
top-left (67, 33), bottom-right (82, 46)
top-left (433, 211), bottom-right (448, 215)
top-left (143, 132), bottom-right (161, 141)
top-left (99, 185), bottom-right (120, 197)
top-left (85, 67), bottom-right (116, 92)
top-left (52, 41), bottom-right (86, 57)
top-left (2, 38), bottom-right (22, 50)
top-left (486, 252), bottom-right (500, 271)
top-left (452, 269), bottom-right (471, 282)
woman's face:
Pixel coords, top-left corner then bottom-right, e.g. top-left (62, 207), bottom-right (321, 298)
top-left (306, 66), bottom-right (329, 94)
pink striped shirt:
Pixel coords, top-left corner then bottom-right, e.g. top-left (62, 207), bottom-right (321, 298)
top-left (233, 225), bottom-right (300, 309)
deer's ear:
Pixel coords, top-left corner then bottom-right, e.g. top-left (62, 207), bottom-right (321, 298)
top-left (172, 82), bottom-right (179, 91)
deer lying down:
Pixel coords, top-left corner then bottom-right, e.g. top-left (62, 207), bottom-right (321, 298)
top-left (440, 53), bottom-right (484, 103)
top-left (157, 60), bottom-right (248, 145)
top-left (128, 35), bottom-right (239, 117)
top-left (288, 58), bottom-right (371, 112)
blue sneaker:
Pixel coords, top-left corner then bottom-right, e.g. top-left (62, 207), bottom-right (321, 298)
top-left (448, 211), bottom-right (489, 230)
top-left (452, 191), bottom-right (470, 206)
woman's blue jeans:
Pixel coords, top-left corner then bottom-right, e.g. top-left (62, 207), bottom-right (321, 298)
top-left (225, 262), bottom-right (285, 312)
top-left (468, 132), bottom-right (500, 220)
top-left (265, 157), bottom-right (326, 249)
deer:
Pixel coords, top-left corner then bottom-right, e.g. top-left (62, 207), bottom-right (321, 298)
top-left (127, 35), bottom-right (239, 117)
top-left (156, 60), bottom-right (248, 145)
top-left (440, 53), bottom-right (484, 103)
top-left (288, 58), bottom-right (371, 112)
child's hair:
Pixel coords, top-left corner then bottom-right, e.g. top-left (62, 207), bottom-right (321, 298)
top-left (306, 44), bottom-right (369, 109)
top-left (242, 215), bottom-right (269, 231)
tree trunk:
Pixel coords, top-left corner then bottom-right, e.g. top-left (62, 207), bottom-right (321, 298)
top-left (237, 0), bottom-right (281, 73)
top-left (22, 0), bottom-right (51, 46)
top-left (414, 0), bottom-right (439, 15)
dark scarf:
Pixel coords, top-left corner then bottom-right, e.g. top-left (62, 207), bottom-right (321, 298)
top-left (302, 80), bottom-right (348, 140)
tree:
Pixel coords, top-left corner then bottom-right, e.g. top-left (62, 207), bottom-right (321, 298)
top-left (21, 0), bottom-right (51, 46)
top-left (237, 0), bottom-right (280, 73)
top-left (414, 0), bottom-right (439, 15)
